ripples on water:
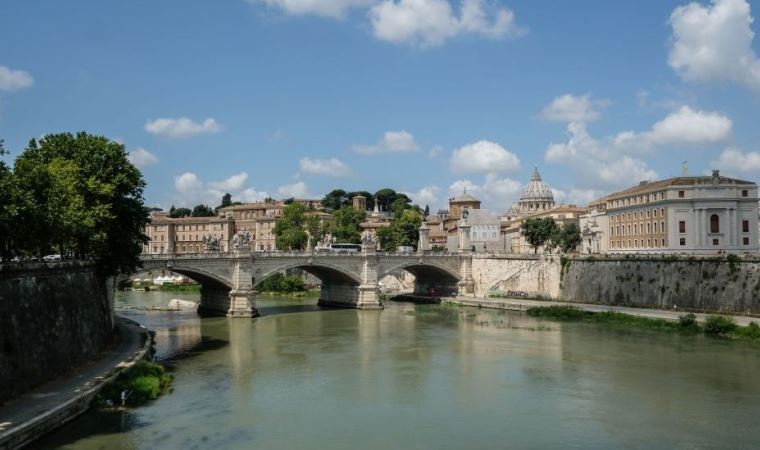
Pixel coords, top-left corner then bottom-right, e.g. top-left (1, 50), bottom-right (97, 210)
top-left (36, 291), bottom-right (760, 449)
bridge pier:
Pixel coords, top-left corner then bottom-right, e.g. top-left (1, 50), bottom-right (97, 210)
top-left (227, 289), bottom-right (258, 318)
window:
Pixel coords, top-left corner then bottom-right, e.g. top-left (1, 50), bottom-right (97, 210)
top-left (647, 223), bottom-right (651, 234)
top-left (679, 238), bottom-right (686, 246)
top-left (710, 214), bottom-right (720, 233)
top-left (647, 239), bottom-right (651, 247)
top-left (742, 189), bottom-right (748, 197)
top-left (679, 221), bottom-right (686, 233)
top-left (743, 220), bottom-right (750, 233)
top-left (634, 224), bottom-right (638, 234)
top-left (678, 190), bottom-right (685, 198)
top-left (744, 237), bottom-right (750, 245)
top-left (712, 238), bottom-right (719, 246)
top-left (661, 221), bottom-right (665, 233)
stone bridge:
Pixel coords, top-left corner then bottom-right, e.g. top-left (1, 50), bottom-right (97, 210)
top-left (139, 250), bottom-right (474, 317)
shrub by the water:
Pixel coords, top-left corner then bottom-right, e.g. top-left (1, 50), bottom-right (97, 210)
top-left (704, 315), bottom-right (738, 335)
top-left (526, 305), bottom-right (592, 320)
top-left (99, 360), bottom-right (172, 407)
top-left (257, 273), bottom-right (306, 293)
top-left (158, 283), bottom-right (201, 292)
top-left (736, 321), bottom-right (760, 339)
top-left (678, 313), bottom-right (700, 330)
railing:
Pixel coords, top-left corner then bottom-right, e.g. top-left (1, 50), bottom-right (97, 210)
top-left (140, 250), bottom-right (467, 259)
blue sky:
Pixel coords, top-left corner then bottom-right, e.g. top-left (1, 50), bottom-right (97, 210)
top-left (2, 0), bottom-right (760, 211)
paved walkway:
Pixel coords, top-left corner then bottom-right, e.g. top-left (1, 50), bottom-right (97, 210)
top-left (0, 317), bottom-right (150, 449)
top-left (446, 297), bottom-right (760, 326)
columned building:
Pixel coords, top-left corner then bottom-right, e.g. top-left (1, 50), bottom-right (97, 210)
top-left (605, 171), bottom-right (759, 254)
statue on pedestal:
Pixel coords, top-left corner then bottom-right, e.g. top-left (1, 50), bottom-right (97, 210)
top-left (202, 234), bottom-right (221, 252)
top-left (231, 230), bottom-right (253, 250)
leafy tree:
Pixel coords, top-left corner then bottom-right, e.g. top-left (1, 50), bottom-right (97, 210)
top-left (257, 272), bottom-right (306, 293)
top-left (305, 214), bottom-right (326, 248)
top-left (191, 204), bottom-right (215, 217)
top-left (0, 139), bottom-right (15, 258)
top-left (330, 205), bottom-right (365, 243)
top-left (322, 189), bottom-right (349, 210)
top-left (283, 197), bottom-right (295, 204)
top-left (557, 223), bottom-right (582, 253)
top-left (520, 217), bottom-right (558, 254)
top-left (169, 206), bottom-right (192, 218)
top-left (424, 204), bottom-right (430, 217)
top-left (376, 209), bottom-right (422, 251)
top-left (12, 132), bottom-right (148, 275)
top-left (273, 202), bottom-right (308, 250)
top-left (215, 193), bottom-right (232, 211)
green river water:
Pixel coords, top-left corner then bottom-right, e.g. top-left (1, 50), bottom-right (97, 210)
top-left (36, 290), bottom-right (760, 449)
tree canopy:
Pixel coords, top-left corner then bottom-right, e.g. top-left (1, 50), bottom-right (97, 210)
top-left (321, 189), bottom-right (375, 211)
top-left (5, 132), bottom-right (149, 275)
top-left (520, 217), bottom-right (558, 254)
top-left (329, 206), bottom-right (365, 243)
top-left (191, 204), bottom-right (216, 217)
top-left (273, 202), bottom-right (308, 250)
top-left (377, 209), bottom-right (422, 251)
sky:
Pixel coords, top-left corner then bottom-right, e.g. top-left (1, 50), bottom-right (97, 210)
top-left (2, 0), bottom-right (760, 212)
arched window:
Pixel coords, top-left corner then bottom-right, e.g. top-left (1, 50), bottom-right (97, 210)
top-left (710, 214), bottom-right (720, 233)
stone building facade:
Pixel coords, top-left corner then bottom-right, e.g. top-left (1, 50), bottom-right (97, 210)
top-left (604, 171), bottom-right (759, 254)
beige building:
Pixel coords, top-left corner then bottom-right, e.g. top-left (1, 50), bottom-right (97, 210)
top-left (143, 212), bottom-right (235, 255)
top-left (143, 198), bottom-right (329, 254)
top-left (605, 171), bottom-right (758, 254)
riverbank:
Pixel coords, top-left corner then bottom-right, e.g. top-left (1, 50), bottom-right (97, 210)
top-left (441, 296), bottom-right (760, 327)
top-left (0, 317), bottom-right (152, 450)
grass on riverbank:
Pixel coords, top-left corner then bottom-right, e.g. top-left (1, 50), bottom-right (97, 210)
top-left (98, 360), bottom-right (173, 407)
top-left (157, 283), bottom-right (201, 292)
top-left (526, 305), bottom-right (760, 340)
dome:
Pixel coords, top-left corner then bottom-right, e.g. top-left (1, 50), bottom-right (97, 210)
top-left (520, 167), bottom-right (554, 201)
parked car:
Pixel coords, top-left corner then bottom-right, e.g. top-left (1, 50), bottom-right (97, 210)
top-left (43, 254), bottom-right (62, 262)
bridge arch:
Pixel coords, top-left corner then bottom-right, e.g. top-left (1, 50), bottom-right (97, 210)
top-left (253, 261), bottom-right (362, 289)
top-left (377, 260), bottom-right (461, 297)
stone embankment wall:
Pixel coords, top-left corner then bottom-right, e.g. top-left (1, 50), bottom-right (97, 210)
top-left (472, 255), bottom-right (561, 298)
top-left (558, 256), bottom-right (760, 314)
top-left (0, 262), bottom-right (114, 403)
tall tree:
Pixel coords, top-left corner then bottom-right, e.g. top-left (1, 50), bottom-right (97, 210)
top-left (0, 139), bottom-right (15, 258)
top-left (321, 189), bottom-right (349, 210)
top-left (376, 209), bottom-right (422, 251)
top-left (557, 223), bottom-right (582, 253)
top-left (330, 206), bottom-right (365, 243)
top-left (13, 132), bottom-right (148, 275)
top-left (191, 204), bottom-right (215, 217)
top-left (273, 202), bottom-right (308, 250)
top-left (216, 193), bottom-right (232, 211)
top-left (170, 207), bottom-right (192, 218)
top-left (520, 217), bottom-right (558, 254)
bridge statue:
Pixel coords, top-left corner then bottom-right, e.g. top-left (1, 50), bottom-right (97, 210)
top-left (140, 250), bottom-right (474, 318)
top-left (202, 234), bottom-right (221, 252)
top-left (231, 230), bottom-right (253, 250)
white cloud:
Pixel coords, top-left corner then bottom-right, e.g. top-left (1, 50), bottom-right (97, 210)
top-left (278, 181), bottom-right (311, 198)
top-left (450, 140), bottom-right (520, 174)
top-left (145, 117), bottom-right (222, 138)
top-left (541, 94), bottom-right (608, 123)
top-left (255, 0), bottom-right (371, 18)
top-left (207, 172), bottom-right (249, 191)
top-left (544, 122), bottom-right (658, 191)
top-left (299, 157), bottom-right (352, 176)
top-left (428, 145), bottom-right (443, 158)
top-left (353, 130), bottom-right (419, 155)
top-left (614, 106), bottom-right (732, 151)
top-left (712, 147), bottom-right (760, 173)
top-left (175, 172), bottom-right (202, 193)
top-left (240, 187), bottom-right (270, 202)
top-left (405, 185), bottom-right (440, 207)
top-left (369, 0), bottom-right (524, 47)
top-left (0, 65), bottom-right (33, 92)
top-left (172, 171), bottom-right (270, 206)
top-left (668, 0), bottom-right (760, 94)
top-left (127, 148), bottom-right (159, 168)
top-left (552, 188), bottom-right (605, 206)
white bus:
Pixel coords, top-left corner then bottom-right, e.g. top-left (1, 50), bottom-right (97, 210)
top-left (316, 243), bottom-right (362, 254)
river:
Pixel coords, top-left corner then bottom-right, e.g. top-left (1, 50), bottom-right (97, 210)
top-left (36, 290), bottom-right (760, 449)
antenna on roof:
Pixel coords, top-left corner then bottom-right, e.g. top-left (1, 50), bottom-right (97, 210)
top-left (682, 160), bottom-right (689, 176)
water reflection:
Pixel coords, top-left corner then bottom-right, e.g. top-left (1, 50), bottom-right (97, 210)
top-left (35, 292), bottom-right (760, 450)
